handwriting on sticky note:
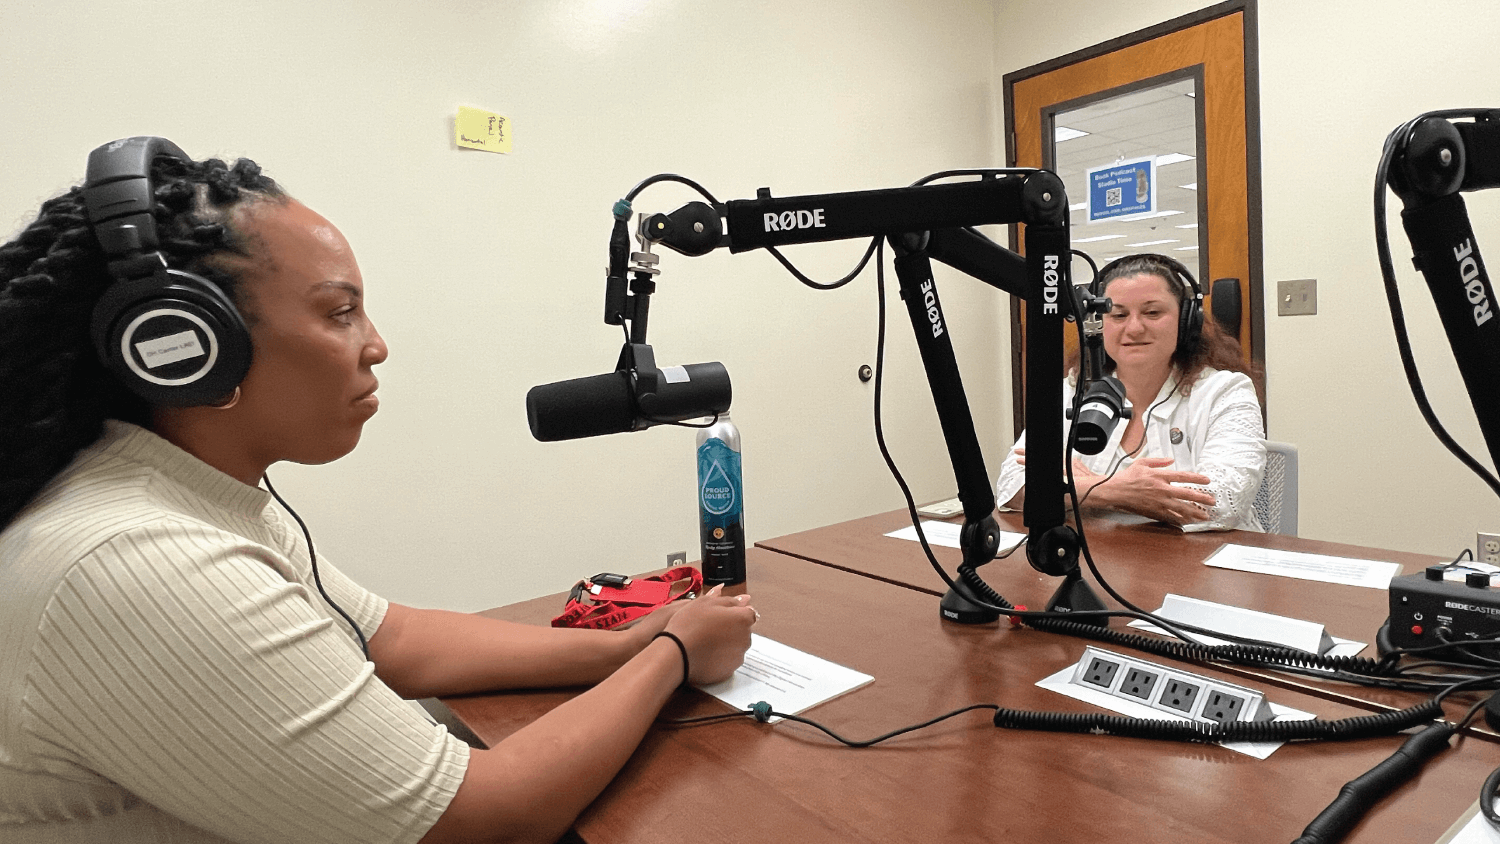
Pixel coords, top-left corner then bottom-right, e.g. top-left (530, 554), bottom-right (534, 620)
top-left (455, 106), bottom-right (512, 153)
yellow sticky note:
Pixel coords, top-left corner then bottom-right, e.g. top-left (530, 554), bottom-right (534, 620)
top-left (455, 106), bottom-right (512, 154)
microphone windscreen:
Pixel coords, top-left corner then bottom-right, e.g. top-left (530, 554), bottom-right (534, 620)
top-left (527, 371), bottom-right (637, 442)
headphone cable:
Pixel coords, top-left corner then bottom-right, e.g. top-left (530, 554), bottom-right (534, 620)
top-left (262, 474), bottom-right (371, 660)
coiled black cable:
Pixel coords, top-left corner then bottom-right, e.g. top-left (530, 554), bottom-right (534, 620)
top-left (992, 699), bottom-right (1442, 744)
top-left (664, 698), bottom-right (1443, 750)
top-left (955, 564), bottom-right (1403, 679)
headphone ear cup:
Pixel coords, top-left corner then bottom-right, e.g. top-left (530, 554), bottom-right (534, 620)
top-left (1094, 257), bottom-right (1120, 297)
top-left (1178, 291), bottom-right (1204, 354)
top-left (91, 268), bottom-right (252, 407)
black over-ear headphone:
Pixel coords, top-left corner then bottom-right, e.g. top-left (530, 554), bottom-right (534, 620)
top-left (1094, 252), bottom-right (1204, 354)
top-left (84, 137), bottom-right (252, 407)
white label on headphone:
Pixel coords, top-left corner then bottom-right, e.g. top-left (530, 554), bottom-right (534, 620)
top-left (661, 365), bottom-right (690, 384)
top-left (121, 308), bottom-right (219, 386)
top-left (134, 330), bottom-right (205, 369)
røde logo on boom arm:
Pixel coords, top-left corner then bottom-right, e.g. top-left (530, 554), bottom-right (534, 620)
top-left (1455, 239), bottom-right (1495, 327)
top-left (763, 208), bottom-right (827, 232)
top-left (921, 279), bottom-right (945, 338)
top-left (1042, 254), bottom-right (1061, 315)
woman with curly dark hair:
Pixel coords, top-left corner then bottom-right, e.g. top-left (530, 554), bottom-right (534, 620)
top-left (0, 137), bottom-right (755, 844)
top-left (995, 253), bottom-right (1266, 531)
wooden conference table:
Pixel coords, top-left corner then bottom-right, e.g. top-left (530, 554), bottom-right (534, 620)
top-left (758, 509), bottom-right (1475, 721)
top-left (440, 513), bottom-right (1500, 844)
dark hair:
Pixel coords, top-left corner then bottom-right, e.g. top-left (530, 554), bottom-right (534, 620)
top-left (0, 154), bottom-right (285, 529)
top-left (1071, 253), bottom-right (1263, 397)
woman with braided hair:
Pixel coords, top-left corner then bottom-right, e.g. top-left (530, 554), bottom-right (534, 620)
top-left (0, 140), bottom-right (756, 844)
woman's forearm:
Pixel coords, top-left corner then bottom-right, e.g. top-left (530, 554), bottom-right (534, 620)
top-left (419, 637), bottom-right (685, 844)
top-left (414, 589), bottom-right (755, 844)
top-left (370, 603), bottom-right (651, 698)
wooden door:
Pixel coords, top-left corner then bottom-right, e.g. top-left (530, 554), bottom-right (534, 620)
top-left (1004, 1), bottom-right (1263, 433)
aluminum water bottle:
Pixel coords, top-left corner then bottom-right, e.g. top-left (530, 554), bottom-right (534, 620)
top-left (696, 413), bottom-right (746, 595)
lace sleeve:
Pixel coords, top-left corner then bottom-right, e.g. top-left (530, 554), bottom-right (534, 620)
top-left (1182, 374), bottom-right (1266, 532)
top-left (994, 429), bottom-right (1028, 508)
top-left (995, 379), bottom-right (1077, 508)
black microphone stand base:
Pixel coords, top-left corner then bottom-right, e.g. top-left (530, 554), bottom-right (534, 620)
top-left (940, 577), bottom-right (1001, 625)
top-left (1044, 569), bottom-right (1109, 626)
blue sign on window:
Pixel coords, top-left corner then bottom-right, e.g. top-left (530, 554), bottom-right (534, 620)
top-left (1087, 157), bottom-right (1155, 222)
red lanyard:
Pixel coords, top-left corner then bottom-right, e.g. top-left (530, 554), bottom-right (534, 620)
top-left (551, 566), bottom-right (703, 630)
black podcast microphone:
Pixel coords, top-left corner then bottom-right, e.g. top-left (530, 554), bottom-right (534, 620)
top-left (527, 370), bottom-right (637, 441)
top-left (1070, 375), bottom-right (1129, 455)
top-left (1066, 285), bottom-right (1131, 455)
top-left (527, 344), bottom-right (731, 442)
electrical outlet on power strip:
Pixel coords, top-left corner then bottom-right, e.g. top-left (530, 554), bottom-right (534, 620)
top-left (1069, 646), bottom-right (1275, 726)
top-left (1479, 532), bottom-right (1500, 564)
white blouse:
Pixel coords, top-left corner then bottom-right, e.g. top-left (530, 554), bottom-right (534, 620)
top-left (995, 368), bottom-right (1266, 532)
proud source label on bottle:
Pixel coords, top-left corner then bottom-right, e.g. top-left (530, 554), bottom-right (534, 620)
top-left (697, 437), bottom-right (745, 586)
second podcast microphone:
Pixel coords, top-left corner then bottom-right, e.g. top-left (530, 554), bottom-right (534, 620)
top-left (1069, 375), bottom-right (1130, 455)
top-left (527, 344), bottom-right (731, 442)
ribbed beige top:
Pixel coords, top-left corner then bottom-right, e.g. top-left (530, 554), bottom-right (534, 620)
top-left (0, 422), bottom-right (468, 843)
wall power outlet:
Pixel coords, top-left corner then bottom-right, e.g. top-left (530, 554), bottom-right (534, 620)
top-left (1480, 533), bottom-right (1500, 565)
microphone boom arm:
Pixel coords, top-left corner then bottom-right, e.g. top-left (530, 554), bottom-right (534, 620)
top-left (630, 170), bottom-right (1085, 618)
top-left (1385, 110), bottom-right (1500, 484)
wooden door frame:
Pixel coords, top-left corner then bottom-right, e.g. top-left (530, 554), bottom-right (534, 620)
top-left (1001, 0), bottom-right (1263, 435)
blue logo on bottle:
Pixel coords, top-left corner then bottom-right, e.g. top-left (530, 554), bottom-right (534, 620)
top-left (698, 439), bottom-right (742, 520)
top-left (700, 461), bottom-right (737, 515)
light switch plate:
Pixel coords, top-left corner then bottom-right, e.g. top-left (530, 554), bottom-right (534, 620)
top-left (1278, 278), bottom-right (1317, 316)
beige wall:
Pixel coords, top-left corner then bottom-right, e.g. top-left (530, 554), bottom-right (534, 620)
top-left (8, 1), bottom-right (1492, 611)
top-left (0, 0), bottom-right (1005, 609)
top-left (995, 0), bottom-right (1500, 557)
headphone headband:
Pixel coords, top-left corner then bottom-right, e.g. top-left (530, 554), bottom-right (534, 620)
top-left (83, 137), bottom-right (193, 277)
top-left (1094, 252), bottom-right (1201, 298)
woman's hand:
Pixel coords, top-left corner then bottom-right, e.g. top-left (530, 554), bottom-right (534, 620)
top-left (624, 599), bottom-right (686, 643)
top-left (660, 585), bottom-right (756, 684)
top-left (1076, 456), bottom-right (1215, 526)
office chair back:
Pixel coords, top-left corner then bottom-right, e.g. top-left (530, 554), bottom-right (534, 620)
top-left (1253, 441), bottom-right (1298, 536)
